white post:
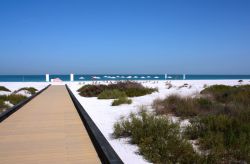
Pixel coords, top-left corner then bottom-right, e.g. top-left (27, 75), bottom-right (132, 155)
top-left (46, 74), bottom-right (49, 82)
top-left (70, 73), bottom-right (74, 82)
top-left (165, 74), bottom-right (167, 80)
top-left (183, 74), bottom-right (186, 80)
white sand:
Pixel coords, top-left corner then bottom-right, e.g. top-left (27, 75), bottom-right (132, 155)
top-left (0, 91), bottom-right (11, 95)
top-left (0, 82), bottom-right (49, 105)
top-left (0, 82), bottom-right (48, 93)
top-left (1, 80), bottom-right (249, 163)
top-left (68, 79), bottom-right (250, 164)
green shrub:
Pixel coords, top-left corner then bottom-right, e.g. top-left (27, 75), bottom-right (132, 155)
top-left (0, 94), bottom-right (28, 112)
top-left (0, 99), bottom-right (4, 106)
top-left (109, 81), bottom-right (157, 97)
top-left (97, 89), bottom-right (126, 99)
top-left (154, 85), bottom-right (250, 163)
top-left (123, 87), bottom-right (157, 97)
top-left (0, 99), bottom-right (9, 113)
top-left (0, 86), bottom-right (11, 92)
top-left (200, 84), bottom-right (250, 116)
top-left (153, 85), bottom-right (250, 118)
top-left (153, 95), bottom-right (199, 118)
top-left (201, 85), bottom-right (234, 103)
top-left (201, 85), bottom-right (250, 104)
top-left (16, 87), bottom-right (38, 95)
top-left (196, 98), bottom-right (213, 109)
top-left (6, 94), bottom-right (28, 105)
top-left (112, 97), bottom-right (132, 106)
top-left (108, 81), bottom-right (144, 90)
top-left (78, 84), bottom-right (107, 97)
top-left (185, 114), bottom-right (250, 163)
top-left (113, 111), bottom-right (201, 163)
top-left (0, 95), bottom-right (8, 102)
top-left (78, 81), bottom-right (157, 97)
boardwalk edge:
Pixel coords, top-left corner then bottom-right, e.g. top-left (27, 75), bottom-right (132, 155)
top-left (66, 84), bottom-right (123, 164)
top-left (0, 84), bottom-right (51, 122)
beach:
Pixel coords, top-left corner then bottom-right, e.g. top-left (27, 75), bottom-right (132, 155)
top-left (1, 0), bottom-right (249, 162)
top-left (68, 79), bottom-right (250, 163)
top-left (1, 79), bottom-right (249, 163)
top-left (0, 82), bottom-right (48, 95)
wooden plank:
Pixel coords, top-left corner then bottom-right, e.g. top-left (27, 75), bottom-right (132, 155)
top-left (0, 85), bottom-right (100, 164)
top-left (66, 85), bottom-right (123, 164)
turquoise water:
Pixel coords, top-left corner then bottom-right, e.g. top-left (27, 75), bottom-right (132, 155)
top-left (0, 75), bottom-right (250, 82)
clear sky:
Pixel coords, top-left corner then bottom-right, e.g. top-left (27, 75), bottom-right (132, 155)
top-left (0, 0), bottom-right (249, 75)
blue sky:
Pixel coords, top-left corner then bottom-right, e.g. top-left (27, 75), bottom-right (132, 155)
top-left (0, 0), bottom-right (249, 74)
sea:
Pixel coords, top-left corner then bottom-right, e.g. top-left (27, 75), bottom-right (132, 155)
top-left (0, 74), bottom-right (250, 82)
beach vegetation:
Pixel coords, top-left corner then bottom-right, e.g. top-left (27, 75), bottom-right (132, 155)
top-left (0, 87), bottom-right (34, 113)
top-left (178, 83), bottom-right (189, 89)
top-left (165, 82), bottom-right (173, 89)
top-left (153, 95), bottom-right (221, 118)
top-left (0, 86), bottom-right (11, 92)
top-left (98, 89), bottom-right (126, 99)
top-left (201, 84), bottom-right (250, 104)
top-left (153, 95), bottom-right (198, 118)
top-left (113, 110), bottom-right (201, 163)
top-left (153, 85), bottom-right (250, 118)
top-left (112, 96), bottom-right (132, 106)
top-left (78, 84), bottom-right (107, 97)
top-left (185, 113), bottom-right (250, 163)
top-left (123, 87), bottom-right (156, 97)
top-left (4, 94), bottom-right (28, 105)
top-left (203, 84), bottom-right (208, 88)
top-left (0, 99), bottom-right (10, 113)
top-left (0, 94), bottom-right (27, 106)
top-left (153, 85), bottom-right (250, 163)
top-left (78, 81), bottom-right (157, 97)
top-left (15, 87), bottom-right (38, 95)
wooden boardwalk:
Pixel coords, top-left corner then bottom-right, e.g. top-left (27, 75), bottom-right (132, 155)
top-left (0, 85), bottom-right (100, 164)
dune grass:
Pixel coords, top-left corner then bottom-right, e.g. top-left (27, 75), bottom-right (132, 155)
top-left (78, 84), bottom-right (106, 97)
top-left (185, 114), bottom-right (250, 163)
top-left (0, 94), bottom-right (28, 113)
top-left (78, 81), bottom-right (157, 97)
top-left (0, 99), bottom-right (10, 113)
top-left (153, 95), bottom-right (219, 118)
top-left (112, 97), bottom-right (132, 106)
top-left (122, 87), bottom-right (156, 97)
top-left (7, 94), bottom-right (28, 105)
top-left (16, 87), bottom-right (38, 95)
top-left (0, 86), bottom-right (11, 92)
top-left (0, 94), bottom-right (28, 105)
top-left (153, 85), bottom-right (250, 118)
top-left (98, 89), bottom-right (126, 99)
top-left (0, 87), bottom-right (36, 113)
top-left (152, 85), bottom-right (250, 163)
top-left (98, 89), bottom-right (133, 106)
top-left (78, 81), bottom-right (156, 106)
top-left (113, 109), bottom-right (201, 163)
